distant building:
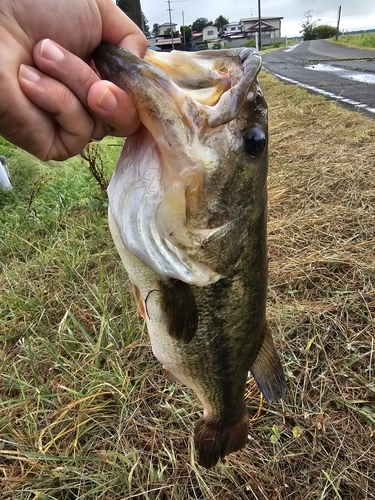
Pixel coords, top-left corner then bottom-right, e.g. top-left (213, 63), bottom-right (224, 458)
top-left (202, 25), bottom-right (219, 41)
top-left (216, 16), bottom-right (284, 48)
top-left (191, 32), bottom-right (203, 45)
top-left (151, 37), bottom-right (182, 51)
top-left (156, 22), bottom-right (178, 36)
top-left (220, 21), bottom-right (242, 37)
top-left (148, 21), bottom-right (181, 51)
top-left (240, 17), bottom-right (283, 38)
top-left (156, 16), bottom-right (284, 51)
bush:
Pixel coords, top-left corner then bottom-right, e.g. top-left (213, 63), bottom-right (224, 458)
top-left (313, 24), bottom-right (337, 39)
top-left (243, 39), bottom-right (256, 48)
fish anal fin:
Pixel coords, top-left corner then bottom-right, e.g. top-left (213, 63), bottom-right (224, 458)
top-left (250, 325), bottom-right (286, 402)
top-left (194, 410), bottom-right (249, 469)
top-left (160, 279), bottom-right (198, 344)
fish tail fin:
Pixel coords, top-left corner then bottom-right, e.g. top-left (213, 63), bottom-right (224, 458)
top-left (194, 410), bottom-right (249, 468)
top-left (250, 324), bottom-right (286, 402)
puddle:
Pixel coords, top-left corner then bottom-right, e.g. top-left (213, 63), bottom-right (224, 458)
top-left (306, 63), bottom-right (375, 84)
top-left (283, 43), bottom-right (302, 53)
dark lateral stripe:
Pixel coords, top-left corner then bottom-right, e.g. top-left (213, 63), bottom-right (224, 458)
top-left (160, 279), bottom-right (198, 344)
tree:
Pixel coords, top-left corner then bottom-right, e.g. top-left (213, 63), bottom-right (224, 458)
top-left (152, 23), bottom-right (160, 37)
top-left (214, 16), bottom-right (229, 28)
top-left (180, 25), bottom-right (192, 44)
top-left (191, 17), bottom-right (213, 32)
top-left (143, 14), bottom-right (150, 37)
top-left (299, 10), bottom-right (320, 41)
top-left (116, 0), bottom-right (142, 30)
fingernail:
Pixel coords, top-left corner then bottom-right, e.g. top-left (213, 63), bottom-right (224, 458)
top-left (40, 39), bottom-right (64, 61)
top-left (97, 87), bottom-right (117, 111)
top-left (19, 64), bottom-right (40, 82)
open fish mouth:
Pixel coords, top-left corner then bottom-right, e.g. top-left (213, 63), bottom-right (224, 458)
top-left (94, 45), bottom-right (263, 286)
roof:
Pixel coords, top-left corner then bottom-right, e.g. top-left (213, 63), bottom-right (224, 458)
top-left (153, 38), bottom-right (181, 46)
top-left (245, 21), bottom-right (277, 31)
top-left (240, 16), bottom-right (283, 21)
top-left (191, 34), bottom-right (203, 44)
top-left (158, 22), bottom-right (177, 27)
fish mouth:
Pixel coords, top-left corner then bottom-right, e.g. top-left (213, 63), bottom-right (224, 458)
top-left (94, 45), bottom-right (201, 172)
top-left (93, 45), bottom-right (261, 160)
top-left (93, 45), bottom-right (262, 286)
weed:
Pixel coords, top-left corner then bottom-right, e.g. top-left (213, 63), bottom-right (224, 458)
top-left (332, 32), bottom-right (375, 49)
top-left (1, 75), bottom-right (375, 499)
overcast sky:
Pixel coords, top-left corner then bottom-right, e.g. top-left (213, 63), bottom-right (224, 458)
top-left (140, 0), bottom-right (375, 37)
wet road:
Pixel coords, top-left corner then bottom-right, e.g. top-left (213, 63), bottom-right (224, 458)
top-left (262, 40), bottom-right (375, 115)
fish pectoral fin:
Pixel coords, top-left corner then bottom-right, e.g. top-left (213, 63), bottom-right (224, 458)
top-left (194, 410), bottom-right (249, 469)
top-left (250, 325), bottom-right (287, 402)
top-left (160, 279), bottom-right (198, 344)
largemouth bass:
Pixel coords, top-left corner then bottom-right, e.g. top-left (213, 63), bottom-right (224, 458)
top-left (93, 45), bottom-right (286, 468)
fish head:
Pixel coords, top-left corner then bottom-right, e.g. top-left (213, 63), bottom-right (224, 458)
top-left (93, 45), bottom-right (268, 285)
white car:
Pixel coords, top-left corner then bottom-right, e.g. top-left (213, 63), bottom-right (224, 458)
top-left (0, 155), bottom-right (12, 190)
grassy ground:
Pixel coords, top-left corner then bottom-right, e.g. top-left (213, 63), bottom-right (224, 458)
top-left (1, 73), bottom-right (375, 499)
top-left (331, 32), bottom-right (375, 49)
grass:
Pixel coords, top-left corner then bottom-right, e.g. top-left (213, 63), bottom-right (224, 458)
top-left (331, 32), bottom-right (375, 49)
top-left (1, 73), bottom-right (375, 498)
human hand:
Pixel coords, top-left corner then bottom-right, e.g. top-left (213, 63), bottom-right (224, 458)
top-left (0, 0), bottom-right (147, 160)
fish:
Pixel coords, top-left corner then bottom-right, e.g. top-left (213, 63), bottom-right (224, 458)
top-left (93, 44), bottom-right (286, 469)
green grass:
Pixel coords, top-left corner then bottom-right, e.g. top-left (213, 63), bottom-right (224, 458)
top-left (1, 76), bottom-right (375, 498)
top-left (331, 32), bottom-right (375, 49)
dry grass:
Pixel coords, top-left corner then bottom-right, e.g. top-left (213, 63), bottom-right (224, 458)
top-left (1, 73), bottom-right (375, 499)
top-left (266, 73), bottom-right (375, 499)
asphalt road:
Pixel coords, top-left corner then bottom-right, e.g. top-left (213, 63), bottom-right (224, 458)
top-left (262, 40), bottom-right (375, 116)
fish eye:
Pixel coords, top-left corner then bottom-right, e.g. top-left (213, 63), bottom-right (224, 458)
top-left (243, 127), bottom-right (267, 157)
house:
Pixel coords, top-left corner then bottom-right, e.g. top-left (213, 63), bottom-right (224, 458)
top-left (148, 36), bottom-right (182, 51)
top-left (216, 16), bottom-right (283, 48)
top-left (156, 22), bottom-right (178, 36)
top-left (240, 16), bottom-right (283, 38)
top-left (219, 21), bottom-right (242, 37)
top-left (149, 21), bottom-right (182, 51)
top-left (191, 32), bottom-right (203, 46)
top-left (192, 16), bottom-right (284, 50)
top-left (202, 25), bottom-right (218, 41)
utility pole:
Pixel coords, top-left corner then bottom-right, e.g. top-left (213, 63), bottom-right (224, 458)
top-left (167, 0), bottom-right (174, 50)
top-left (258, 0), bottom-right (262, 50)
top-left (182, 11), bottom-right (186, 46)
top-left (336, 5), bottom-right (342, 41)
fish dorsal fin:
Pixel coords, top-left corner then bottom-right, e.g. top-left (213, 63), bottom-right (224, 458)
top-left (250, 324), bottom-right (286, 402)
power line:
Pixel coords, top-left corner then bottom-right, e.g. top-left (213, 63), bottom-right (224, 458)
top-left (142, 2), bottom-right (166, 15)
